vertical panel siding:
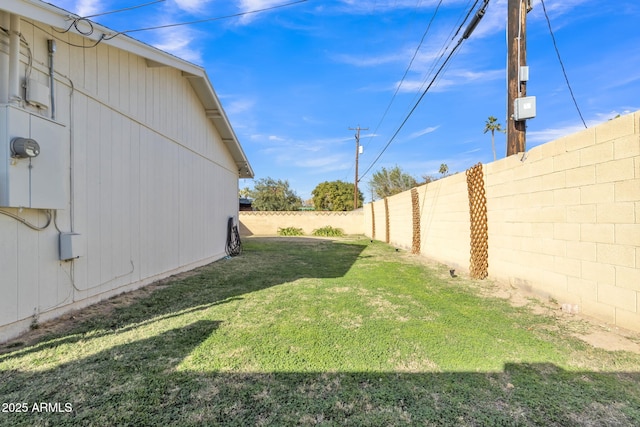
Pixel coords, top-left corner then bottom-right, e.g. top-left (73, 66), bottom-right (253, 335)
top-left (0, 216), bottom-right (18, 325)
top-left (0, 17), bottom-right (243, 341)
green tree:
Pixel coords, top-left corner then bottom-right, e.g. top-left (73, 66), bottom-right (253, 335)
top-left (248, 178), bottom-right (302, 211)
top-left (311, 180), bottom-right (364, 211)
top-left (239, 187), bottom-right (251, 198)
top-left (422, 163), bottom-right (451, 184)
top-left (369, 166), bottom-right (418, 200)
top-left (484, 116), bottom-right (505, 161)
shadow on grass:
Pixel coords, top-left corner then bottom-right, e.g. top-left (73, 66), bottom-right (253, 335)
top-left (1, 238), bottom-right (639, 425)
top-left (0, 317), bottom-right (638, 427)
top-left (0, 238), bottom-right (366, 360)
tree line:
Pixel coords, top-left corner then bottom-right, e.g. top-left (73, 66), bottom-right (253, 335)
top-left (242, 164), bottom-right (450, 212)
top-left (243, 116), bottom-right (504, 211)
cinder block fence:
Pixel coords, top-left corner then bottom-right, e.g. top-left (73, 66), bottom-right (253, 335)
top-left (364, 112), bottom-right (640, 333)
top-left (239, 112), bottom-right (639, 332)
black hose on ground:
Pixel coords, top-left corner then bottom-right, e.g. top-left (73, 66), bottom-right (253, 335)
top-left (226, 217), bottom-right (242, 257)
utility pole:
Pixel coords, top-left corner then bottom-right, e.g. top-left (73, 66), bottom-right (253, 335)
top-left (507, 0), bottom-right (531, 155)
top-left (349, 126), bottom-right (368, 210)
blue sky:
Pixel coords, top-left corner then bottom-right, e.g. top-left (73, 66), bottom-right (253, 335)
top-left (49, 0), bottom-right (640, 202)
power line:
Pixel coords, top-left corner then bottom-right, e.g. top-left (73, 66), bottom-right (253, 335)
top-left (359, 0), bottom-right (475, 185)
top-left (366, 0), bottom-right (444, 149)
top-left (52, 0), bottom-right (167, 37)
top-left (84, 0), bottom-right (167, 19)
top-left (399, 0), bottom-right (477, 124)
top-left (539, 0), bottom-right (587, 128)
top-left (345, 0), bottom-right (442, 184)
top-left (42, 0), bottom-right (308, 49)
top-left (104, 0), bottom-right (309, 39)
top-left (359, 0), bottom-right (489, 182)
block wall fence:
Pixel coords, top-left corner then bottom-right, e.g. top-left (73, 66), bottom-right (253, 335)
top-left (364, 111), bottom-right (640, 333)
top-left (239, 211), bottom-right (365, 236)
top-left (238, 112), bottom-right (639, 332)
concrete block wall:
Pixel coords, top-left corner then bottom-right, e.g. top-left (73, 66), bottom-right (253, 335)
top-left (386, 190), bottom-right (414, 250)
top-left (363, 173), bottom-right (471, 268)
top-left (366, 199), bottom-right (389, 242)
top-left (486, 112), bottom-right (640, 331)
top-left (418, 173), bottom-right (471, 269)
top-left (239, 211), bottom-right (365, 236)
top-left (364, 111), bottom-right (640, 333)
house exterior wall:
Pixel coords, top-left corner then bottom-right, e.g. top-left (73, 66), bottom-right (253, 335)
top-left (0, 16), bottom-right (241, 341)
top-left (364, 112), bottom-right (640, 333)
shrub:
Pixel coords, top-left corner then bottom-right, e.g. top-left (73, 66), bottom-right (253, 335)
top-left (278, 227), bottom-right (305, 236)
top-left (312, 226), bottom-right (344, 237)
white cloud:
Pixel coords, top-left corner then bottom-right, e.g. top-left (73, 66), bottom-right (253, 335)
top-left (237, 0), bottom-right (295, 24)
top-left (224, 97), bottom-right (257, 116)
top-left (251, 133), bottom-right (353, 173)
top-left (409, 126), bottom-right (439, 139)
top-left (333, 51), bottom-right (408, 67)
top-left (530, 0), bottom-right (591, 16)
top-left (396, 68), bottom-right (503, 93)
top-left (525, 109), bottom-right (635, 146)
top-left (173, 0), bottom-right (213, 14)
top-left (294, 154), bottom-right (351, 171)
top-left (152, 27), bottom-right (202, 64)
top-left (54, 0), bottom-right (101, 16)
top-left (338, 0), bottom-right (467, 14)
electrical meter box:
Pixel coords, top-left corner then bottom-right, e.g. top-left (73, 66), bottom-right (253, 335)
top-left (513, 96), bottom-right (537, 121)
top-left (0, 105), bottom-right (68, 209)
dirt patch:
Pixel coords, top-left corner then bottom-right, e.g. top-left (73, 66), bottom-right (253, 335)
top-left (0, 269), bottom-right (198, 355)
top-left (577, 331), bottom-right (640, 353)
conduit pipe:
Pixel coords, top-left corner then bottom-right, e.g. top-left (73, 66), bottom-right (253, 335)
top-left (0, 12), bottom-right (9, 103)
top-left (48, 39), bottom-right (56, 119)
top-left (8, 13), bottom-right (20, 105)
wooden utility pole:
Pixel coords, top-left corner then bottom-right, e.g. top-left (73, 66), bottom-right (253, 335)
top-left (507, 0), bottom-right (530, 155)
top-left (349, 126), bottom-right (368, 210)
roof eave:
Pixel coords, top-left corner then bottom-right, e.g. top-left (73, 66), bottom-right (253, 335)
top-left (1, 0), bottom-right (254, 179)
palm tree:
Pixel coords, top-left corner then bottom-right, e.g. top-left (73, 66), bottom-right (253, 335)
top-left (484, 116), bottom-right (505, 161)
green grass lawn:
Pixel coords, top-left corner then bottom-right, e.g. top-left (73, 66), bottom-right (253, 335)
top-left (1, 237), bottom-right (639, 426)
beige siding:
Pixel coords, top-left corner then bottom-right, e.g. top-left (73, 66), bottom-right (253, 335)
top-left (0, 18), bottom-right (241, 341)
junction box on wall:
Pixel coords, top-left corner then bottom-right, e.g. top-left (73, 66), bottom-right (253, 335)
top-left (0, 105), bottom-right (68, 209)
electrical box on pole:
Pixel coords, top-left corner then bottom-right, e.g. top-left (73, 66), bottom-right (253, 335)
top-left (507, 0), bottom-right (533, 155)
top-left (514, 96), bottom-right (536, 121)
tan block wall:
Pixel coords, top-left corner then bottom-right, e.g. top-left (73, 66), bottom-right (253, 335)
top-left (386, 190), bottom-right (414, 250)
top-left (364, 111), bottom-right (640, 333)
top-left (486, 111), bottom-right (640, 332)
top-left (418, 173), bottom-right (471, 269)
top-left (239, 211), bottom-right (365, 236)
top-left (363, 199), bottom-right (388, 242)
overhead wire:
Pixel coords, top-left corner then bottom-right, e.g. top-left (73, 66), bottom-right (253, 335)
top-left (359, 0), bottom-right (490, 182)
top-left (103, 0), bottom-right (309, 40)
top-left (404, 0), bottom-right (478, 109)
top-left (355, 0), bottom-right (467, 187)
top-left (83, 0), bottom-right (167, 19)
top-left (365, 0), bottom-right (444, 150)
top-left (39, 0), bottom-right (308, 49)
top-left (539, 0), bottom-right (587, 128)
top-left (363, 0), bottom-right (475, 163)
top-left (50, 0), bottom-right (167, 43)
